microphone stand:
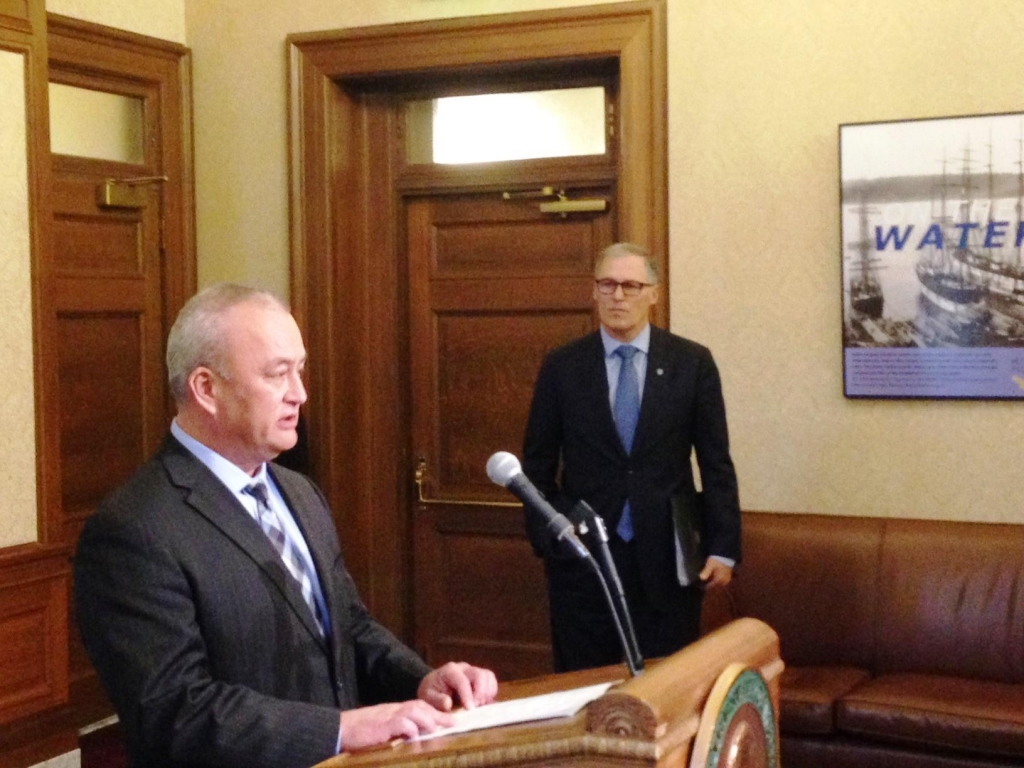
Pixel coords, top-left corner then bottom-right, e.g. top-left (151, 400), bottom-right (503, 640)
top-left (580, 554), bottom-right (644, 678)
top-left (553, 526), bottom-right (641, 677)
top-left (571, 502), bottom-right (645, 676)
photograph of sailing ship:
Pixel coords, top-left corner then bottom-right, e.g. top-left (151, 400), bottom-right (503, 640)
top-left (840, 111), bottom-right (1024, 398)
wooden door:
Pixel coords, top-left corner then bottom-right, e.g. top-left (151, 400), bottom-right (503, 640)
top-left (408, 189), bottom-right (612, 680)
top-left (46, 17), bottom-right (194, 723)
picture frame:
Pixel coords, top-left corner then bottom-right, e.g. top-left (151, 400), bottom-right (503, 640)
top-left (840, 111), bottom-right (1024, 399)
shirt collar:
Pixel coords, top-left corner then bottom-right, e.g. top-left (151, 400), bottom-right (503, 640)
top-left (600, 323), bottom-right (651, 358)
top-left (171, 419), bottom-right (267, 495)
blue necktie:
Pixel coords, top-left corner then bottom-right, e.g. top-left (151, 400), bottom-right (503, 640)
top-left (245, 482), bottom-right (326, 636)
top-left (613, 345), bottom-right (640, 541)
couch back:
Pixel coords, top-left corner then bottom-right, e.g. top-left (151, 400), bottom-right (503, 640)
top-left (702, 512), bottom-right (1024, 683)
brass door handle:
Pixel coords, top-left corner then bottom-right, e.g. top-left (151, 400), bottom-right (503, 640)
top-left (414, 456), bottom-right (519, 508)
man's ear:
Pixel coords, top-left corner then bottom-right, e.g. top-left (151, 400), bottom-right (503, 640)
top-left (187, 367), bottom-right (218, 417)
top-left (648, 283), bottom-right (660, 306)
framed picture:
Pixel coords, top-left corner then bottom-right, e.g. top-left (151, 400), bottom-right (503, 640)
top-left (840, 111), bottom-right (1024, 399)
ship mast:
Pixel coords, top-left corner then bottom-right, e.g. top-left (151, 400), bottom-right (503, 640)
top-left (957, 142), bottom-right (976, 285)
top-left (987, 136), bottom-right (998, 265)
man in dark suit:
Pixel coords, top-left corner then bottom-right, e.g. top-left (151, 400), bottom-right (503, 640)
top-left (522, 242), bottom-right (741, 672)
top-left (74, 284), bottom-right (497, 768)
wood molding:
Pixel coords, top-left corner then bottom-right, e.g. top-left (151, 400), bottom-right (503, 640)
top-left (46, 13), bottom-right (187, 56)
top-left (288, 1), bottom-right (667, 639)
top-left (0, 0), bottom-right (34, 37)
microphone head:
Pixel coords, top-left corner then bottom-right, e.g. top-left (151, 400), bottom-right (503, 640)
top-left (486, 451), bottom-right (522, 487)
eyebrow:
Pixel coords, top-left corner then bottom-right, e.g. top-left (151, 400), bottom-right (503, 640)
top-left (266, 356), bottom-right (307, 368)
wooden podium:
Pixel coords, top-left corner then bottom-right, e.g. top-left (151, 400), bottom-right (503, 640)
top-left (317, 618), bottom-right (783, 768)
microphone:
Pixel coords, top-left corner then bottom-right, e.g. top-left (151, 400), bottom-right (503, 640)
top-left (485, 452), bottom-right (588, 560)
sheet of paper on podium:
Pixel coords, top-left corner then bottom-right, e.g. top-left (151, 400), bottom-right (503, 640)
top-left (414, 681), bottom-right (619, 742)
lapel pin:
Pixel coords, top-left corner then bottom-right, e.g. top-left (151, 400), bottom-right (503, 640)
top-left (656, 368), bottom-right (664, 376)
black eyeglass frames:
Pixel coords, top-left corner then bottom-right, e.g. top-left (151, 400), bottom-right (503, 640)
top-left (594, 279), bottom-right (654, 296)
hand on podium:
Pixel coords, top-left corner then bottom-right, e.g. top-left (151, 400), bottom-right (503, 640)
top-left (340, 699), bottom-right (453, 749)
top-left (418, 661), bottom-right (499, 711)
top-left (339, 661), bottom-right (498, 750)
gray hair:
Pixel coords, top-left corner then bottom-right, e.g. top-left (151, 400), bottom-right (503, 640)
top-left (595, 242), bottom-right (659, 284)
top-left (166, 283), bottom-right (288, 403)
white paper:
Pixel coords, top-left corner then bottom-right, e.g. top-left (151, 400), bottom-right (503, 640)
top-left (413, 680), bottom-right (619, 742)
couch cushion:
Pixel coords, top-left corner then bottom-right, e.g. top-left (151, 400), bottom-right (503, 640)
top-left (729, 512), bottom-right (883, 668)
top-left (837, 673), bottom-right (1024, 758)
top-left (781, 735), bottom-right (1024, 768)
top-left (780, 666), bottom-right (871, 735)
top-left (876, 520), bottom-right (1024, 683)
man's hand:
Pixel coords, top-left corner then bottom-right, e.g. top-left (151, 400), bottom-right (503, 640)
top-left (417, 661), bottom-right (498, 712)
top-left (340, 700), bottom-right (454, 750)
top-left (699, 558), bottom-right (733, 588)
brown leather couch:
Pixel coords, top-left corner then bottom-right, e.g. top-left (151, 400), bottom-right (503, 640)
top-left (702, 512), bottom-right (1024, 768)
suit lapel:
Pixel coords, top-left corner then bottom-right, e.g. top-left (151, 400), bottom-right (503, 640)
top-left (580, 332), bottom-right (626, 458)
top-left (269, 465), bottom-right (355, 696)
top-left (268, 465), bottom-right (340, 645)
top-left (161, 438), bottom-right (327, 646)
top-left (633, 326), bottom-right (672, 454)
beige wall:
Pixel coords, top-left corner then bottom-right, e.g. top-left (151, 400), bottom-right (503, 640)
top-left (668, 1), bottom-right (1024, 523)
top-left (184, 0), bottom-right (1023, 525)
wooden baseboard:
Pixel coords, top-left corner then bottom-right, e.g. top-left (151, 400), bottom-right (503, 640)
top-left (0, 707), bottom-right (77, 768)
top-left (0, 666), bottom-right (114, 768)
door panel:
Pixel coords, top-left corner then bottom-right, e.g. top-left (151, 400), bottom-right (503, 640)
top-left (56, 312), bottom-right (147, 541)
top-left (408, 190), bottom-right (610, 679)
top-left (428, 530), bottom-right (552, 680)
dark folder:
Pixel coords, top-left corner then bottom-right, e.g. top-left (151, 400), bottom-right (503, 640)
top-left (671, 492), bottom-right (705, 587)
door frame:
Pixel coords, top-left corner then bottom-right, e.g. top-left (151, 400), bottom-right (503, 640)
top-left (287, 1), bottom-right (667, 639)
top-left (45, 12), bottom-right (196, 725)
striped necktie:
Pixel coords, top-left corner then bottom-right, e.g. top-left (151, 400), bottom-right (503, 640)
top-left (244, 481), bottom-right (325, 636)
top-left (613, 345), bottom-right (640, 542)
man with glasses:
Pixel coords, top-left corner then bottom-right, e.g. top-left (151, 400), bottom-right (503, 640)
top-left (522, 242), bottom-right (741, 671)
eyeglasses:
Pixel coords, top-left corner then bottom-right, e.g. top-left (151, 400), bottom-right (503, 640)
top-left (595, 278), bottom-right (654, 297)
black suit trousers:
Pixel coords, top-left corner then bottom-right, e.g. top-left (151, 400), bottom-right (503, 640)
top-left (544, 538), bottom-right (704, 672)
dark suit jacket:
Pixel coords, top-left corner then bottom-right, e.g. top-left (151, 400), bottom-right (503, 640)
top-left (73, 436), bottom-right (430, 768)
top-left (522, 326), bottom-right (741, 604)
